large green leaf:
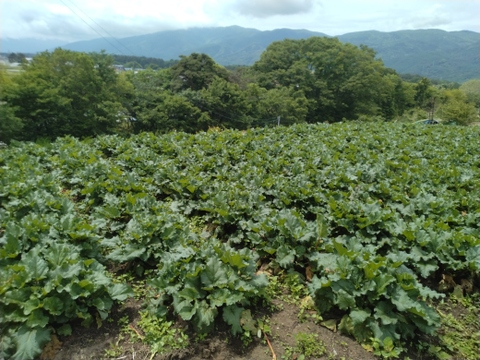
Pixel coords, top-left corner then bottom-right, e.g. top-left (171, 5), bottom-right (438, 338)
top-left (108, 283), bottom-right (134, 301)
top-left (193, 300), bottom-right (217, 331)
top-left (43, 296), bottom-right (64, 315)
top-left (276, 244), bottom-right (295, 268)
top-left (201, 258), bottom-right (228, 290)
top-left (12, 326), bottom-right (51, 360)
top-left (222, 305), bottom-right (244, 335)
top-left (350, 309), bottom-right (371, 325)
top-left (173, 298), bottom-right (197, 321)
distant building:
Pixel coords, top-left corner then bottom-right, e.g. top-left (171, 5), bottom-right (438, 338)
top-left (113, 64), bottom-right (125, 73)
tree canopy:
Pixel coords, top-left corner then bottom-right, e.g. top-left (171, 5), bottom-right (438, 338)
top-left (170, 53), bottom-right (230, 92)
top-left (1, 39), bottom-right (478, 143)
top-left (1, 49), bottom-right (129, 141)
top-left (252, 37), bottom-right (407, 121)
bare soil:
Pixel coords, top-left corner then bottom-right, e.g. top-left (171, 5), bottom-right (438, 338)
top-left (42, 289), bottom-right (479, 360)
top-left (47, 298), bottom-right (377, 360)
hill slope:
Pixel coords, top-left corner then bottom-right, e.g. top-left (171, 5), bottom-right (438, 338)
top-left (338, 29), bottom-right (479, 82)
top-left (1, 38), bottom-right (67, 53)
top-left (62, 26), bottom-right (326, 66)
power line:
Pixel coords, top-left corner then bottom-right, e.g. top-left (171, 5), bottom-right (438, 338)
top-left (58, 0), bottom-right (128, 55)
top-left (61, 0), bottom-right (136, 56)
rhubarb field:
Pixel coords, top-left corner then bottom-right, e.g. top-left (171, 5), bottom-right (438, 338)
top-left (1, 123), bottom-right (479, 359)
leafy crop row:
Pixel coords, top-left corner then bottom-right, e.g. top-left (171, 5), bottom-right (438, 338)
top-left (1, 123), bottom-right (479, 358)
top-left (0, 144), bottom-right (132, 359)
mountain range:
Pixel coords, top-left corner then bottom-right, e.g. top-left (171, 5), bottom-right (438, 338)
top-left (2, 26), bottom-right (479, 82)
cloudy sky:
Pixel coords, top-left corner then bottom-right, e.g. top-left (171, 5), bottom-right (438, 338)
top-left (1, 0), bottom-right (479, 43)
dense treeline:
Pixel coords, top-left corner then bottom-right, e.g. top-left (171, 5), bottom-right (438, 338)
top-left (111, 54), bottom-right (178, 69)
top-left (5, 52), bottom-right (28, 63)
top-left (1, 37), bottom-right (479, 143)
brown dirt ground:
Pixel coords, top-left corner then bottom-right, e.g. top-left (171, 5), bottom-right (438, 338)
top-left (46, 297), bottom-right (378, 360)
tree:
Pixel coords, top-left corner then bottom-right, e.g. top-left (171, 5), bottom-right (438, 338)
top-left (379, 74), bottom-right (416, 120)
top-left (438, 89), bottom-right (478, 125)
top-left (0, 66), bottom-right (24, 142)
top-left (128, 68), bottom-right (209, 133)
top-left (132, 90), bottom-right (207, 133)
top-left (245, 84), bottom-right (308, 126)
top-left (7, 53), bottom-right (26, 63)
top-left (3, 49), bottom-right (127, 140)
top-left (414, 78), bottom-right (434, 108)
top-left (146, 63), bottom-right (159, 70)
top-left (413, 77), bottom-right (442, 120)
top-left (125, 61), bottom-right (143, 69)
top-left (252, 37), bottom-right (399, 122)
top-left (170, 53), bottom-right (229, 92)
top-left (459, 79), bottom-right (480, 108)
top-left (198, 77), bottom-right (251, 129)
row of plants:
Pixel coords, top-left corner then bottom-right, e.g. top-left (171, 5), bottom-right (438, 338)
top-left (0, 143), bottom-right (133, 359)
top-left (1, 122), bottom-right (479, 358)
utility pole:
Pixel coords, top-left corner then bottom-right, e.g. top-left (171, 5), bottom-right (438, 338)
top-left (277, 116), bottom-right (281, 126)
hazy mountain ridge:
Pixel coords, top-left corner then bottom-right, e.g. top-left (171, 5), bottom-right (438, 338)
top-left (1, 38), bottom-right (68, 53)
top-left (2, 26), bottom-right (478, 82)
top-left (64, 26), bottom-right (326, 66)
top-left (338, 29), bottom-right (479, 82)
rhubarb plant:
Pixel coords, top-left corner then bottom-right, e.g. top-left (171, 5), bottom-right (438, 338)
top-left (148, 236), bottom-right (268, 333)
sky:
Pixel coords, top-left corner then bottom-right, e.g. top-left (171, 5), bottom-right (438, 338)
top-left (1, 0), bottom-right (479, 43)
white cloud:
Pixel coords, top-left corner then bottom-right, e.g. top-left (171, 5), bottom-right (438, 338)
top-left (44, 3), bottom-right (71, 15)
top-left (231, 0), bottom-right (316, 18)
top-left (0, 0), bottom-right (478, 42)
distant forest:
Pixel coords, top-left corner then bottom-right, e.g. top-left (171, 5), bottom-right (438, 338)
top-left (1, 52), bottom-right (179, 69)
top-left (111, 55), bottom-right (178, 69)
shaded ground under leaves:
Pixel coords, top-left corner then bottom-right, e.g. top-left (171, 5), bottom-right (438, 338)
top-left (43, 291), bottom-right (480, 360)
top-left (47, 298), bottom-right (376, 360)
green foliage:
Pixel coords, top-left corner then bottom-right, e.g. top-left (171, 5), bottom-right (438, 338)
top-left (414, 78), bottom-right (436, 109)
top-left (132, 311), bottom-right (188, 357)
top-left (282, 332), bottom-right (327, 359)
top-left (309, 241), bottom-right (443, 347)
top-left (0, 103), bottom-right (23, 143)
top-left (295, 332), bottom-right (327, 357)
top-left (170, 53), bottom-right (229, 92)
top-left (0, 142), bottom-right (133, 359)
top-left (3, 49), bottom-right (128, 141)
top-left (124, 61), bottom-right (143, 69)
top-left (253, 37), bottom-right (404, 122)
top-left (147, 237), bottom-right (268, 333)
top-left (3, 42), bottom-right (444, 140)
top-left (7, 53), bottom-right (27, 63)
top-left (1, 123), bottom-right (479, 358)
top-left (199, 77), bottom-right (251, 128)
top-left (128, 69), bottom-right (208, 133)
top-left (460, 79), bottom-right (480, 108)
top-left (112, 54), bottom-right (178, 69)
top-left (436, 295), bottom-right (480, 360)
top-left (245, 84), bottom-right (309, 125)
top-left (0, 68), bottom-right (24, 143)
top-left (11, 326), bottom-right (51, 360)
top-left (438, 89), bottom-right (478, 125)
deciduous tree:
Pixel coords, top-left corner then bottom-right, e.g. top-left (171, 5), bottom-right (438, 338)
top-left (438, 89), bottom-right (478, 125)
top-left (459, 79), bottom-right (480, 108)
top-left (0, 67), bottom-right (23, 142)
top-left (252, 37), bottom-right (400, 122)
top-left (3, 49), bottom-right (127, 140)
top-left (170, 53), bottom-right (229, 92)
